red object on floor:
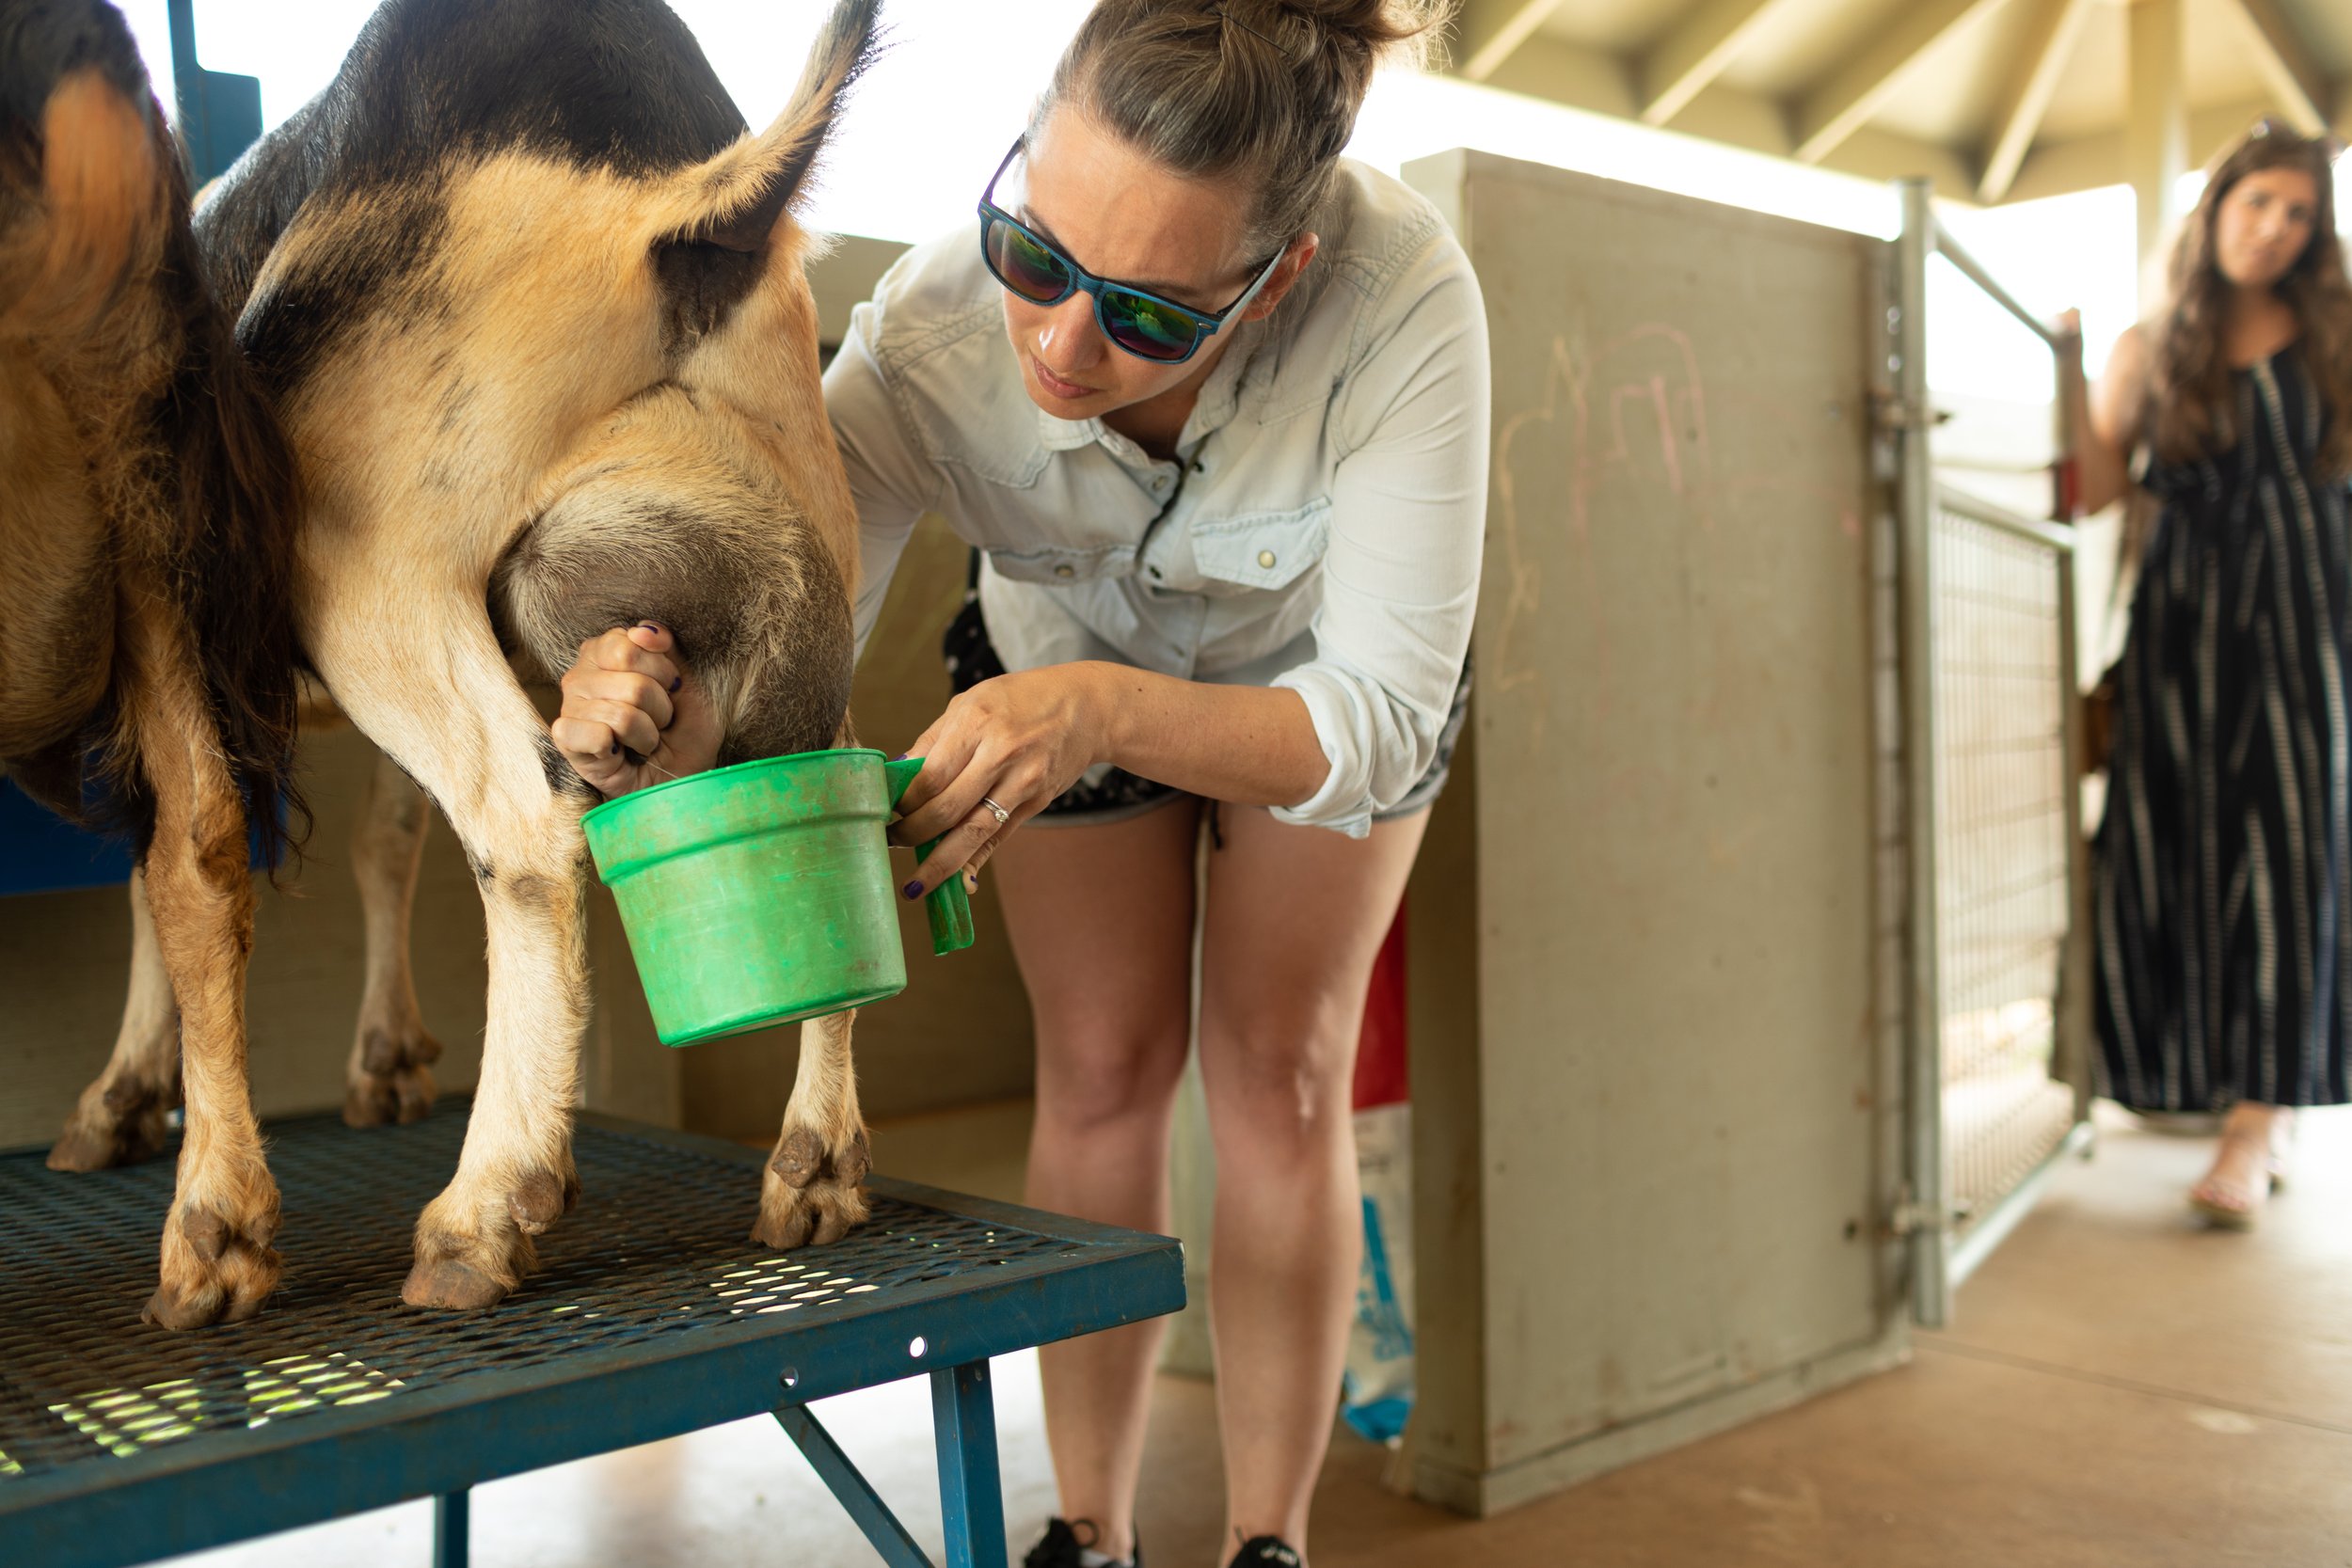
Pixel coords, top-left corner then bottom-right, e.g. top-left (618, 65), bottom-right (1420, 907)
top-left (1352, 901), bottom-right (1409, 1111)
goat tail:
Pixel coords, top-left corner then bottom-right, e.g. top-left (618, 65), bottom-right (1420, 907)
top-left (0, 12), bottom-right (169, 345)
top-left (166, 221), bottom-right (310, 875)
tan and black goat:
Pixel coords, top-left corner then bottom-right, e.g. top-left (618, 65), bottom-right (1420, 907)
top-left (186, 0), bottom-right (884, 1312)
top-left (2, 0), bottom-right (303, 1326)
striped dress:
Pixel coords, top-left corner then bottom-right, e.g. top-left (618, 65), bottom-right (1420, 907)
top-left (2097, 346), bottom-right (2352, 1110)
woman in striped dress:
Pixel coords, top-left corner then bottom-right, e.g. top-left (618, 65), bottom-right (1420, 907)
top-left (2063, 121), bottom-right (2352, 1227)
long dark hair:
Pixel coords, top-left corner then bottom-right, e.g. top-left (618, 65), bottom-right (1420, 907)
top-left (2152, 120), bottom-right (2352, 479)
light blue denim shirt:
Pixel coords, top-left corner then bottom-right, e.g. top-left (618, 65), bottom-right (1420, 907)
top-left (824, 159), bottom-right (1489, 836)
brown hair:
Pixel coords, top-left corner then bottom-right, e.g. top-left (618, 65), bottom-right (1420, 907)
top-left (2151, 120), bottom-right (2352, 479)
top-left (1037, 0), bottom-right (1443, 263)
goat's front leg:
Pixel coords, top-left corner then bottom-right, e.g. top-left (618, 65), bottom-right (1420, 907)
top-left (756, 1009), bottom-right (870, 1248)
top-left (119, 578), bottom-right (281, 1328)
top-left (49, 866), bottom-right (183, 1170)
top-left (343, 749), bottom-right (443, 1127)
top-left (310, 594), bottom-right (585, 1309)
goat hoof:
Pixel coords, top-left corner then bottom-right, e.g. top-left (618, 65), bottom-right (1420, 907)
top-left (143, 1196), bottom-right (282, 1329)
top-left (402, 1257), bottom-right (511, 1310)
top-left (755, 1125), bottom-right (870, 1250)
top-left (345, 1026), bottom-right (443, 1128)
top-left (49, 1080), bottom-right (178, 1171)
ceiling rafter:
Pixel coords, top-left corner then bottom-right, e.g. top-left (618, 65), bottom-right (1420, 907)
top-left (1450, 0), bottom-right (1574, 84)
top-left (1638, 0), bottom-right (1804, 127)
top-left (1791, 0), bottom-right (2018, 166)
top-left (2224, 0), bottom-right (2335, 137)
top-left (1977, 0), bottom-right (2093, 203)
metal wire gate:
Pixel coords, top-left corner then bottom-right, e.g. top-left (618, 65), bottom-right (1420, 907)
top-left (1892, 181), bottom-right (2095, 1330)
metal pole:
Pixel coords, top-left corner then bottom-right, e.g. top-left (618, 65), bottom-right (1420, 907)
top-left (932, 1361), bottom-right (1008, 1568)
top-left (1895, 177), bottom-right (1950, 1330)
top-left (1931, 220), bottom-right (2063, 348)
top-left (431, 1490), bottom-right (469, 1568)
top-left (775, 1403), bottom-right (935, 1568)
top-left (2050, 310), bottom-right (2096, 1125)
top-left (163, 0), bottom-right (265, 187)
top-left (2057, 547), bottom-right (2097, 1122)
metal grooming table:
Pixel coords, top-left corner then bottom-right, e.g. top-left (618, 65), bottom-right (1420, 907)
top-left (0, 1101), bottom-right (1184, 1568)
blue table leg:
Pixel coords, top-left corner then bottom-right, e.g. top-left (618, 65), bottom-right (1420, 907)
top-left (775, 1403), bottom-right (934, 1568)
top-left (432, 1490), bottom-right (469, 1568)
top-left (932, 1361), bottom-right (1008, 1568)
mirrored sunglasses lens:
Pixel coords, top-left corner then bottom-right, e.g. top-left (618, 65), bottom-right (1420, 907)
top-left (989, 220), bottom-right (1070, 303)
top-left (1102, 289), bottom-right (1200, 361)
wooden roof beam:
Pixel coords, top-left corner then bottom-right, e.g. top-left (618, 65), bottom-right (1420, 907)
top-left (2224, 0), bottom-right (2334, 138)
top-left (1452, 0), bottom-right (1573, 83)
top-left (1638, 0), bottom-right (1799, 127)
top-left (1978, 0), bottom-right (2092, 203)
top-left (1792, 0), bottom-right (2019, 166)
top-left (2127, 0), bottom-right (2189, 302)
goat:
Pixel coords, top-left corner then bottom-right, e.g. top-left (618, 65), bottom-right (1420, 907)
top-left (196, 0), bottom-right (881, 1309)
top-left (2, 0), bottom-right (304, 1326)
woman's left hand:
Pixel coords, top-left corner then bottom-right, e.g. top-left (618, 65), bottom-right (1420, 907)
top-left (890, 663), bottom-right (1112, 897)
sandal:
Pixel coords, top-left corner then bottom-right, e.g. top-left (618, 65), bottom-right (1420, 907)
top-left (2265, 1108), bottom-right (2298, 1192)
top-left (2188, 1111), bottom-right (2296, 1228)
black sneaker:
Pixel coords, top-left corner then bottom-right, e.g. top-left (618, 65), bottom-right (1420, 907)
top-left (1025, 1517), bottom-right (1142, 1568)
top-left (1227, 1538), bottom-right (1303, 1568)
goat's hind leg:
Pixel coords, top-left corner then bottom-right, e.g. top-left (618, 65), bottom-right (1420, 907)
top-left (121, 582), bottom-right (281, 1328)
top-left (344, 749), bottom-right (442, 1127)
top-left (756, 1008), bottom-right (870, 1249)
top-left (309, 588), bottom-right (586, 1309)
top-left (48, 867), bottom-right (183, 1170)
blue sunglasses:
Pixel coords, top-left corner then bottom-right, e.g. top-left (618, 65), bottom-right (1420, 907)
top-left (977, 138), bottom-right (1284, 365)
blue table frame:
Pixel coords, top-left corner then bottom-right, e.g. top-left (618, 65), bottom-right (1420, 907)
top-left (0, 1102), bottom-right (1184, 1568)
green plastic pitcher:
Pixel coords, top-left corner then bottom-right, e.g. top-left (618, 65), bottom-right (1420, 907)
top-left (581, 750), bottom-right (975, 1047)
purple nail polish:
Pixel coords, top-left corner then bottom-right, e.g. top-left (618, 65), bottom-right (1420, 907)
top-left (889, 753), bottom-right (909, 763)
top-left (611, 741), bottom-right (621, 755)
top-left (902, 880), bottom-right (925, 900)
top-left (669, 676), bottom-right (683, 693)
top-left (639, 621), bottom-right (664, 634)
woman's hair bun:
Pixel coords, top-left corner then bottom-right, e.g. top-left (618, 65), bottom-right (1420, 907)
top-left (1236, 0), bottom-right (1444, 69)
top-left (1042, 0), bottom-right (1450, 257)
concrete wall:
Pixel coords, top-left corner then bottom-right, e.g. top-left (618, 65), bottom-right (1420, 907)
top-left (1400, 150), bottom-right (1911, 1516)
top-left (2, 723), bottom-right (501, 1149)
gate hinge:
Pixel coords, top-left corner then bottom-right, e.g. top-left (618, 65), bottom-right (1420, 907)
top-left (1886, 1185), bottom-right (1949, 1237)
top-left (1872, 390), bottom-right (1954, 432)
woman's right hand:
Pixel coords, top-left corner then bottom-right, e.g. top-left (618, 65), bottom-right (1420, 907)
top-left (2061, 313), bottom-right (2150, 520)
top-left (2054, 309), bottom-right (2085, 373)
top-left (550, 623), bottom-right (721, 799)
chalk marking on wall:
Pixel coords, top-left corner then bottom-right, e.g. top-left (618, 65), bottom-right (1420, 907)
top-left (1491, 323), bottom-right (1715, 744)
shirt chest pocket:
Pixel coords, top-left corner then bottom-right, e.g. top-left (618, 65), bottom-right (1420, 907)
top-left (981, 540), bottom-right (1136, 585)
top-left (1189, 499), bottom-right (1331, 593)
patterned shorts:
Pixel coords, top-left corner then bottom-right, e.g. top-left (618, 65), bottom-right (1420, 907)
top-left (941, 576), bottom-right (1471, 830)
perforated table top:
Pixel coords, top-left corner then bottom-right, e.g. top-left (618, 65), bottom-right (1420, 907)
top-left (0, 1101), bottom-right (1183, 1568)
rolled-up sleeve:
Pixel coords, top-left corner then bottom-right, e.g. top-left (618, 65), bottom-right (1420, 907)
top-left (823, 297), bottom-right (943, 660)
top-left (1270, 244), bottom-right (1490, 836)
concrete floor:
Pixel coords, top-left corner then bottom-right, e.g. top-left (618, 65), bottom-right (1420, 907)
top-left (163, 1101), bottom-right (2352, 1568)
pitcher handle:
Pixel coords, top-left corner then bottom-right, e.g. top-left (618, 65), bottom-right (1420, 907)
top-left (882, 757), bottom-right (977, 957)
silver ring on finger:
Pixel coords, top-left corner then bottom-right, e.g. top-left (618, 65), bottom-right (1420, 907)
top-left (979, 796), bottom-right (1010, 826)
